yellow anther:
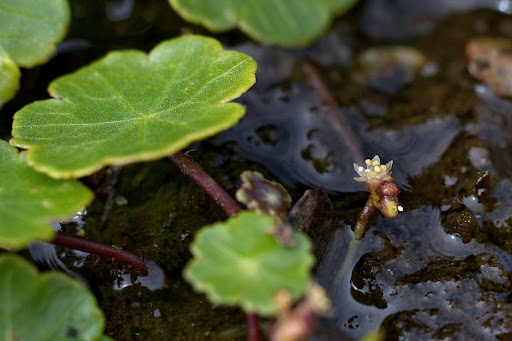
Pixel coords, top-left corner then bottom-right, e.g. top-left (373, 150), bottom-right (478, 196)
top-left (380, 164), bottom-right (387, 171)
top-left (365, 159), bottom-right (371, 166)
top-left (372, 160), bottom-right (380, 166)
top-left (358, 166), bottom-right (364, 173)
top-left (374, 166), bottom-right (381, 172)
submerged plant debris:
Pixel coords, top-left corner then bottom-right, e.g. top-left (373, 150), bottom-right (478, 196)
top-left (3, 0), bottom-right (512, 340)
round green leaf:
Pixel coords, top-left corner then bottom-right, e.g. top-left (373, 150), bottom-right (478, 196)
top-left (0, 254), bottom-right (105, 341)
top-left (10, 35), bottom-right (257, 179)
top-left (184, 211), bottom-right (314, 317)
top-left (0, 0), bottom-right (70, 67)
top-left (169, 0), bottom-right (359, 46)
top-left (0, 48), bottom-right (20, 107)
top-left (0, 140), bottom-right (93, 250)
top-left (0, 0), bottom-right (69, 108)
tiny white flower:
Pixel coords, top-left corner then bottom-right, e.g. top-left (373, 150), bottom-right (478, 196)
top-left (353, 155), bottom-right (393, 183)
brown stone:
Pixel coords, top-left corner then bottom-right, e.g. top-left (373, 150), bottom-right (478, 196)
top-left (287, 188), bottom-right (338, 269)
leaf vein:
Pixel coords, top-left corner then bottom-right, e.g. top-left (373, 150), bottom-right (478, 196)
top-left (92, 70), bottom-right (143, 119)
top-left (16, 118), bottom-right (139, 128)
top-left (186, 58), bottom-right (250, 102)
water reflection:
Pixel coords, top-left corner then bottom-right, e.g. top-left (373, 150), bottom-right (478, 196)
top-left (316, 207), bottom-right (512, 339)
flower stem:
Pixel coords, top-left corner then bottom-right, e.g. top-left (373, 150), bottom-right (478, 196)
top-left (168, 152), bottom-right (241, 217)
top-left (52, 232), bottom-right (149, 275)
top-left (169, 151), bottom-right (262, 341)
top-left (333, 238), bottom-right (361, 286)
top-left (354, 197), bottom-right (377, 240)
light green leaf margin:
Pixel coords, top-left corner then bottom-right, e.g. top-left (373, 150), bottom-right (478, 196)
top-left (10, 35), bottom-right (257, 179)
top-left (169, 0), bottom-right (359, 47)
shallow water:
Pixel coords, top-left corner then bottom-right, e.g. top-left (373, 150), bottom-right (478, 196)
top-left (3, 0), bottom-right (512, 339)
top-left (214, 4), bottom-right (512, 339)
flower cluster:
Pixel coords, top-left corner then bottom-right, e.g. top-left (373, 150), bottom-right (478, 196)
top-left (353, 155), bottom-right (393, 183)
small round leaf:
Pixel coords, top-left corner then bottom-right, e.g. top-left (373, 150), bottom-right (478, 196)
top-left (0, 140), bottom-right (93, 250)
top-left (0, 0), bottom-right (70, 107)
top-left (11, 35), bottom-right (257, 179)
top-left (0, 254), bottom-right (105, 341)
top-left (169, 0), bottom-right (359, 46)
top-left (184, 211), bottom-right (314, 317)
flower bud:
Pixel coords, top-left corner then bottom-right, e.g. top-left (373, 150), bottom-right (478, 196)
top-left (380, 182), bottom-right (400, 197)
top-left (379, 195), bottom-right (400, 218)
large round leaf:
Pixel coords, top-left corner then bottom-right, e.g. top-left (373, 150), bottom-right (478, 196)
top-left (0, 0), bottom-right (70, 107)
top-left (184, 211), bottom-right (314, 317)
top-left (169, 0), bottom-right (359, 46)
top-left (0, 254), bottom-right (105, 341)
top-left (10, 35), bottom-right (257, 179)
top-left (0, 140), bottom-right (93, 250)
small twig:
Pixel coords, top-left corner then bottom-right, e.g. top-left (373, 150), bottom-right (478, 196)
top-left (169, 151), bottom-right (262, 341)
top-left (52, 232), bottom-right (149, 275)
top-left (300, 60), bottom-right (363, 162)
top-left (168, 152), bottom-right (242, 217)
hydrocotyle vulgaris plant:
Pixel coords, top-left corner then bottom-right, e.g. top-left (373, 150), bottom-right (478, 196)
top-left (6, 34), bottom-right (257, 275)
top-left (334, 155), bottom-right (402, 286)
top-left (168, 164), bottom-right (320, 339)
top-left (0, 1), bottom-right (347, 339)
top-left (353, 155), bottom-right (403, 240)
top-left (2, 5), bottom-right (344, 337)
top-left (4, 33), bottom-right (258, 340)
top-left (0, 141), bottom-right (111, 340)
top-left (184, 170), bottom-right (333, 340)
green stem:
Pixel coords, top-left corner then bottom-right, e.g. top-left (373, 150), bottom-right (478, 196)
top-left (332, 196), bottom-right (379, 284)
top-left (333, 238), bottom-right (361, 285)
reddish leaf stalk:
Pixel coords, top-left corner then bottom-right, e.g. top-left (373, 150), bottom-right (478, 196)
top-left (52, 232), bottom-right (149, 275)
top-left (246, 313), bottom-right (262, 341)
top-left (169, 151), bottom-right (261, 341)
top-left (168, 152), bottom-right (242, 217)
top-left (300, 60), bottom-right (363, 162)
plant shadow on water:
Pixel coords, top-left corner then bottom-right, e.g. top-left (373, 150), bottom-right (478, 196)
top-left (6, 0), bottom-right (512, 339)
